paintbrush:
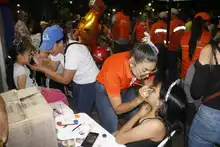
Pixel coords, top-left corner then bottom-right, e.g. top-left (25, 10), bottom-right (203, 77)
top-left (133, 82), bottom-right (144, 87)
top-left (72, 123), bottom-right (82, 132)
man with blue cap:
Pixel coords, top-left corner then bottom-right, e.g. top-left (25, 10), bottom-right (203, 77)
top-left (30, 25), bottom-right (99, 115)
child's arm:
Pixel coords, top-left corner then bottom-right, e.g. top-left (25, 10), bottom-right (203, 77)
top-left (17, 75), bottom-right (27, 89)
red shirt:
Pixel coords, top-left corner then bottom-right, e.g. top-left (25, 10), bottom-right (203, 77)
top-left (134, 22), bottom-right (147, 42)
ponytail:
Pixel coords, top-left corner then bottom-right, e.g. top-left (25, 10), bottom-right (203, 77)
top-left (189, 16), bottom-right (204, 60)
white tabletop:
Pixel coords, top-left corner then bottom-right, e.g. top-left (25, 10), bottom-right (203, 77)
top-left (77, 113), bottom-right (125, 147)
top-left (54, 110), bottom-right (125, 147)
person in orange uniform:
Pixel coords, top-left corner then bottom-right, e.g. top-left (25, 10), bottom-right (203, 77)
top-left (181, 12), bottom-right (211, 79)
top-left (167, 8), bottom-right (185, 82)
top-left (150, 11), bottom-right (168, 82)
top-left (95, 43), bottom-right (158, 133)
top-left (150, 12), bottom-right (167, 45)
top-left (133, 12), bottom-right (152, 43)
top-left (112, 8), bottom-right (131, 53)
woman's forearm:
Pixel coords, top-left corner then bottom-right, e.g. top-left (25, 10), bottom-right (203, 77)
top-left (118, 113), bottom-right (141, 134)
top-left (42, 59), bottom-right (56, 71)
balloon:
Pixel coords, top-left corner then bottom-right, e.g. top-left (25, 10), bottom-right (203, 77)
top-left (72, 0), bottom-right (105, 51)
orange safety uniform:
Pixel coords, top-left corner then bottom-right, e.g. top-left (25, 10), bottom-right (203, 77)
top-left (168, 16), bottom-right (185, 51)
top-left (181, 30), bottom-right (211, 78)
top-left (150, 20), bottom-right (167, 45)
top-left (112, 12), bottom-right (131, 40)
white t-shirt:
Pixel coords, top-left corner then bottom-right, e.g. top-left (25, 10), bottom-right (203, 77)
top-left (13, 63), bottom-right (36, 89)
top-left (49, 53), bottom-right (64, 74)
top-left (64, 40), bottom-right (99, 84)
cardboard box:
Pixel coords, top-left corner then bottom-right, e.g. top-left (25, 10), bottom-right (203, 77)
top-left (0, 87), bottom-right (58, 147)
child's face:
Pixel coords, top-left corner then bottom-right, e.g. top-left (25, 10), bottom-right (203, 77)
top-left (18, 51), bottom-right (31, 64)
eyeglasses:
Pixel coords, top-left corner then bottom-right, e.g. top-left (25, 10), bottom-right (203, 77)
top-left (134, 60), bottom-right (157, 77)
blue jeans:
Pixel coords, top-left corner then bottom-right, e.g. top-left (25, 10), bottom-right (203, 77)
top-left (188, 104), bottom-right (220, 147)
top-left (95, 82), bottom-right (139, 133)
top-left (72, 81), bottom-right (96, 116)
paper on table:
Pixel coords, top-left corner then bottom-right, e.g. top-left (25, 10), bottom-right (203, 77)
top-left (56, 116), bottom-right (91, 141)
top-left (56, 113), bottom-right (126, 147)
top-left (50, 101), bottom-right (74, 118)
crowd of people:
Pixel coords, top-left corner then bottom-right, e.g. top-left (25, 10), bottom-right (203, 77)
top-left (0, 3), bottom-right (220, 147)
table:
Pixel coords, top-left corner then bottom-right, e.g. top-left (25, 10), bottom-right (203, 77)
top-left (50, 102), bottom-right (125, 147)
top-left (56, 113), bottom-right (125, 147)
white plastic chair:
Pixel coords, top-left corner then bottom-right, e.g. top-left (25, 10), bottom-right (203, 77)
top-left (157, 130), bottom-right (176, 147)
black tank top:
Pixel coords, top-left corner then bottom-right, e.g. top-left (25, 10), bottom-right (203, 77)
top-left (125, 118), bottom-right (168, 147)
top-left (191, 49), bottom-right (220, 110)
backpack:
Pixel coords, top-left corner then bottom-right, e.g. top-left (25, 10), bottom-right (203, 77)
top-left (183, 63), bottom-right (202, 108)
top-left (182, 63), bottom-right (200, 127)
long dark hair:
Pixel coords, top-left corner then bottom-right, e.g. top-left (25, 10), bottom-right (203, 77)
top-left (157, 80), bottom-right (187, 146)
top-left (159, 82), bottom-right (187, 125)
top-left (5, 37), bottom-right (34, 89)
top-left (189, 16), bottom-right (204, 60)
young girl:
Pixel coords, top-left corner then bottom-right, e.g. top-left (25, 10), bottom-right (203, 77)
top-left (6, 37), bottom-right (36, 89)
top-left (6, 37), bottom-right (68, 105)
top-left (115, 79), bottom-right (187, 147)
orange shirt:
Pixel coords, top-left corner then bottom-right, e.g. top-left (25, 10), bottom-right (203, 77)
top-left (112, 12), bottom-right (131, 40)
top-left (168, 16), bottom-right (185, 51)
top-left (134, 22), bottom-right (147, 42)
top-left (96, 51), bottom-right (133, 97)
top-left (181, 30), bottom-right (211, 78)
top-left (150, 20), bottom-right (167, 45)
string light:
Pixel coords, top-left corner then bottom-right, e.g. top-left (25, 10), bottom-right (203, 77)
top-left (17, 10), bottom-right (20, 13)
top-left (148, 3), bottom-right (152, 6)
top-left (112, 9), bottom-right (116, 12)
top-left (17, 4), bottom-right (20, 7)
top-left (69, 1), bottom-right (72, 4)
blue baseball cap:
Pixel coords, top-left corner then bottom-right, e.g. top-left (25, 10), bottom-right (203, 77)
top-left (40, 25), bottom-right (64, 51)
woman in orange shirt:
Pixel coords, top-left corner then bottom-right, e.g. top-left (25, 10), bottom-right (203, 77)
top-left (181, 12), bottom-right (211, 79)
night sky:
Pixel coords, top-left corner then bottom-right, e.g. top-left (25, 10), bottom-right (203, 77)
top-left (7, 0), bottom-right (220, 20)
